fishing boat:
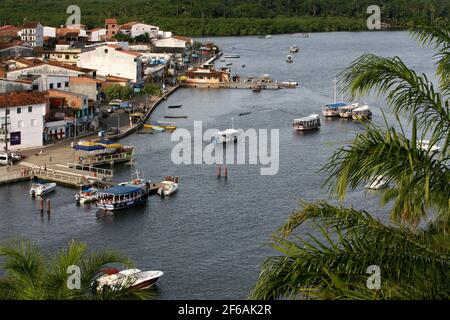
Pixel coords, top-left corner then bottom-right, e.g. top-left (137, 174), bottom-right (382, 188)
top-left (97, 185), bottom-right (150, 211)
top-left (286, 55), bottom-right (294, 63)
top-left (157, 180), bottom-right (179, 197)
top-left (352, 105), bottom-right (372, 120)
top-left (214, 128), bottom-right (239, 143)
top-left (290, 45), bottom-right (299, 53)
top-left (95, 268), bottom-right (164, 292)
top-left (168, 104), bottom-right (182, 109)
top-left (224, 54), bottom-right (240, 58)
top-left (339, 103), bottom-right (359, 118)
top-left (75, 187), bottom-right (99, 204)
top-left (143, 124), bottom-right (165, 132)
top-left (239, 112), bottom-right (252, 116)
top-left (417, 140), bottom-right (441, 153)
top-left (164, 115), bottom-right (187, 119)
top-left (293, 114), bottom-right (321, 131)
top-left (365, 176), bottom-right (388, 190)
top-left (157, 121), bottom-right (177, 131)
top-left (30, 181), bottom-right (57, 197)
top-left (322, 102), bottom-right (347, 117)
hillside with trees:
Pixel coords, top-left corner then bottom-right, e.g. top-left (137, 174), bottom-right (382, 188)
top-left (0, 0), bottom-right (448, 36)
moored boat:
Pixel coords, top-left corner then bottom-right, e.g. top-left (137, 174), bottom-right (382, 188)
top-left (157, 180), bottom-right (179, 197)
top-left (293, 114), bottom-right (321, 131)
top-left (94, 268), bottom-right (164, 293)
top-left (224, 54), bottom-right (240, 58)
top-left (322, 102), bottom-right (346, 117)
top-left (339, 103), bottom-right (359, 118)
top-left (214, 128), bottom-right (239, 143)
top-left (75, 187), bottom-right (99, 204)
top-left (286, 55), bottom-right (294, 63)
top-left (290, 45), bottom-right (299, 53)
top-left (30, 181), bottom-right (57, 197)
top-left (97, 185), bottom-right (150, 211)
top-left (352, 105), bottom-right (372, 120)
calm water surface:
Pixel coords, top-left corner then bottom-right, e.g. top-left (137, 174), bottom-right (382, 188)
top-left (0, 32), bottom-right (436, 299)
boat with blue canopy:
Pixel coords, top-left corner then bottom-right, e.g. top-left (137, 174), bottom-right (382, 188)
top-left (97, 185), bottom-right (150, 211)
top-left (322, 102), bottom-right (347, 117)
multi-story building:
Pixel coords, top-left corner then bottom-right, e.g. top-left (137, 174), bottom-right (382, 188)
top-left (0, 91), bottom-right (48, 150)
top-left (20, 22), bottom-right (44, 47)
top-left (105, 18), bottom-right (119, 40)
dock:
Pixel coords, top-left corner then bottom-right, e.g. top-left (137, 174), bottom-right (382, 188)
top-left (77, 151), bottom-right (133, 166)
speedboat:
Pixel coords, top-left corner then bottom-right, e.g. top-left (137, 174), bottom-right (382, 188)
top-left (290, 45), bottom-right (299, 53)
top-left (75, 187), bottom-right (99, 204)
top-left (286, 55), bottom-right (294, 63)
top-left (293, 114), bottom-right (321, 131)
top-left (366, 176), bottom-right (388, 190)
top-left (214, 128), bottom-right (239, 143)
top-left (322, 102), bottom-right (347, 117)
top-left (339, 103), bottom-right (359, 118)
top-left (95, 268), bottom-right (164, 293)
top-left (30, 181), bottom-right (57, 197)
top-left (157, 180), bottom-right (179, 197)
top-left (352, 105), bottom-right (372, 120)
top-left (417, 140), bottom-right (441, 153)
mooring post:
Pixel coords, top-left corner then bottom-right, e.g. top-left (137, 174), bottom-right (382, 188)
top-left (217, 165), bottom-right (221, 179)
top-left (47, 199), bottom-right (51, 214)
top-left (40, 198), bottom-right (44, 214)
top-left (224, 166), bottom-right (228, 180)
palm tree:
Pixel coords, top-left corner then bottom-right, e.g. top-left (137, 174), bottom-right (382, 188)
top-left (0, 238), bottom-right (154, 300)
top-left (250, 24), bottom-right (450, 300)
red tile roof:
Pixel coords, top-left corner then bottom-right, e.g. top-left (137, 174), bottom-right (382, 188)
top-left (105, 18), bottom-right (117, 24)
top-left (21, 21), bottom-right (41, 29)
top-left (0, 91), bottom-right (48, 108)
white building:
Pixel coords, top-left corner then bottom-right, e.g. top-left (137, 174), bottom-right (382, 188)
top-left (0, 91), bottom-right (48, 150)
top-left (120, 22), bottom-right (160, 39)
top-left (88, 28), bottom-right (107, 42)
top-left (20, 22), bottom-right (44, 47)
top-left (6, 61), bottom-right (96, 91)
top-left (78, 44), bottom-right (143, 83)
top-left (43, 26), bottom-right (56, 38)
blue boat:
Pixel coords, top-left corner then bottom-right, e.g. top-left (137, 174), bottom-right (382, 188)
top-left (97, 185), bottom-right (150, 211)
top-left (322, 102), bottom-right (347, 117)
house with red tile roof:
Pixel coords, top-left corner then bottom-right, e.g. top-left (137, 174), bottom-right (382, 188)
top-left (105, 18), bottom-right (119, 40)
top-left (19, 21), bottom-right (44, 47)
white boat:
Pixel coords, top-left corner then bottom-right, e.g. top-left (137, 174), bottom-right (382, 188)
top-left (366, 175), bottom-right (388, 190)
top-left (322, 102), bottom-right (347, 117)
top-left (417, 140), bottom-right (441, 153)
top-left (290, 45), bottom-right (299, 53)
top-left (30, 181), bottom-right (57, 197)
top-left (293, 114), bottom-right (321, 131)
top-left (352, 105), bottom-right (372, 120)
top-left (224, 54), bottom-right (240, 58)
top-left (75, 187), bottom-right (99, 204)
top-left (286, 55), bottom-right (294, 63)
top-left (119, 171), bottom-right (151, 190)
top-left (157, 180), bottom-right (179, 196)
top-left (95, 268), bottom-right (164, 292)
top-left (339, 103), bottom-right (359, 118)
top-left (265, 35), bottom-right (272, 39)
top-left (214, 128), bottom-right (239, 143)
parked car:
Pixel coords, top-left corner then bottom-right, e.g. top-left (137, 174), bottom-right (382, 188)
top-left (0, 152), bottom-right (12, 166)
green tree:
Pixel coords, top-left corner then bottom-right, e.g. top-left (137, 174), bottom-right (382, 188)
top-left (113, 33), bottom-right (132, 43)
top-left (142, 83), bottom-right (162, 97)
top-left (104, 85), bottom-right (132, 101)
top-left (0, 238), bottom-right (153, 300)
top-left (250, 25), bottom-right (450, 300)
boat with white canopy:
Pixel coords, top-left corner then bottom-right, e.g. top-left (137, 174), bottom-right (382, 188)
top-left (293, 114), bottom-right (321, 131)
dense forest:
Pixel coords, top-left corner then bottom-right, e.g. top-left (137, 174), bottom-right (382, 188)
top-left (0, 0), bottom-right (448, 36)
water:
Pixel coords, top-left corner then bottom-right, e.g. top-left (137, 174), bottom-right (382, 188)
top-left (0, 32), bottom-right (437, 299)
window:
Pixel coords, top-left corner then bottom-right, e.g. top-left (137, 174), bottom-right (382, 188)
top-left (65, 55), bottom-right (70, 60)
top-left (6, 109), bottom-right (9, 115)
top-left (57, 83), bottom-right (61, 88)
top-left (18, 120), bottom-right (24, 128)
top-left (104, 49), bottom-right (108, 54)
top-left (17, 108), bottom-right (21, 114)
top-left (49, 83), bottom-right (54, 89)
top-left (65, 82), bottom-right (69, 88)
top-left (28, 106), bottom-right (32, 113)
top-left (31, 119), bottom-right (37, 127)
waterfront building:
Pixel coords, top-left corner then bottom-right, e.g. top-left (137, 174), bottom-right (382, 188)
top-left (19, 22), bottom-right (44, 47)
top-left (152, 37), bottom-right (192, 66)
top-left (105, 18), bottom-right (119, 40)
top-left (184, 67), bottom-right (230, 84)
top-left (0, 91), bottom-right (48, 150)
top-left (78, 44), bottom-right (143, 83)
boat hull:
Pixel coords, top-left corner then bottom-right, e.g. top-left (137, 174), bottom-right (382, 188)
top-left (294, 126), bottom-right (320, 131)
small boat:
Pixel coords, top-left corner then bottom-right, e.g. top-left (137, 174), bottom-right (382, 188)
top-left (30, 181), bottom-right (57, 197)
top-left (339, 103), bottom-right (359, 118)
top-left (95, 268), bottom-right (164, 292)
top-left (226, 63), bottom-right (233, 66)
top-left (286, 55), bottom-right (294, 63)
top-left (293, 114), bottom-right (321, 131)
top-left (352, 105), bottom-right (372, 120)
top-left (157, 180), bottom-right (179, 197)
top-left (75, 187), bottom-right (98, 204)
top-left (251, 84), bottom-right (262, 92)
top-left (239, 112), bottom-right (252, 116)
top-left (97, 185), bottom-right (150, 211)
top-left (164, 115), bottom-right (187, 119)
top-left (224, 54), bottom-right (240, 58)
top-left (322, 102), bottom-right (347, 117)
top-left (144, 124), bottom-right (165, 132)
top-left (366, 175), bottom-right (388, 190)
top-left (168, 105), bottom-right (182, 109)
top-left (417, 140), bottom-right (441, 153)
top-left (290, 45), bottom-right (299, 53)
top-left (265, 35), bottom-right (272, 39)
top-left (214, 128), bottom-right (239, 143)
top-left (298, 33), bottom-right (309, 38)
top-left (242, 64), bottom-right (246, 68)
top-left (157, 121), bottom-right (177, 131)
top-left (119, 171), bottom-right (151, 190)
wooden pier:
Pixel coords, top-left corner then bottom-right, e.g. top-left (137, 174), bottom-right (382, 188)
top-left (77, 151), bottom-right (133, 166)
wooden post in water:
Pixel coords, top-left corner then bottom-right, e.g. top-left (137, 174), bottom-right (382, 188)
top-left (47, 199), bottom-right (51, 214)
top-left (40, 198), bottom-right (44, 214)
top-left (224, 166), bottom-right (228, 180)
top-left (217, 166), bottom-right (221, 179)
